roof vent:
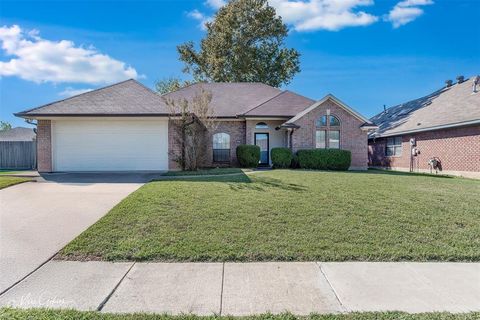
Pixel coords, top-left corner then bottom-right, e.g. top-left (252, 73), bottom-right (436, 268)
top-left (445, 80), bottom-right (453, 87)
top-left (456, 75), bottom-right (465, 84)
top-left (473, 75), bottom-right (480, 93)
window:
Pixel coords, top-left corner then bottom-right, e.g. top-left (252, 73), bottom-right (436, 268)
top-left (316, 130), bottom-right (326, 148)
top-left (329, 130), bottom-right (340, 149)
top-left (316, 116), bottom-right (327, 127)
top-left (213, 133), bottom-right (230, 162)
top-left (316, 115), bottom-right (341, 149)
top-left (255, 122), bottom-right (269, 129)
top-left (329, 115), bottom-right (340, 126)
top-left (386, 137), bottom-right (402, 156)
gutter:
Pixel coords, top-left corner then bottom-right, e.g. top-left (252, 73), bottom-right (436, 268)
top-left (369, 119), bottom-right (480, 139)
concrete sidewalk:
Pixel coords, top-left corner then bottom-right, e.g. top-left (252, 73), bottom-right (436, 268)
top-left (0, 261), bottom-right (478, 315)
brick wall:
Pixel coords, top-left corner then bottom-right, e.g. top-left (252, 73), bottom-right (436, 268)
top-left (290, 99), bottom-right (369, 170)
top-left (168, 119), bottom-right (246, 169)
top-left (37, 120), bottom-right (52, 172)
top-left (368, 125), bottom-right (480, 174)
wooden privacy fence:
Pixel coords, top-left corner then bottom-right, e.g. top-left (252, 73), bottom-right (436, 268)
top-left (0, 141), bottom-right (37, 169)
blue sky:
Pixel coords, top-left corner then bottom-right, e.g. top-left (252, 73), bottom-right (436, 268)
top-left (1, 0), bottom-right (479, 127)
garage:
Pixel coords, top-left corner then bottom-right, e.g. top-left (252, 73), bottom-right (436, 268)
top-left (51, 119), bottom-right (168, 171)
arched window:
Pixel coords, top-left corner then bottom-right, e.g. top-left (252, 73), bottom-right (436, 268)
top-left (315, 115), bottom-right (340, 149)
top-left (329, 115), bottom-right (340, 127)
top-left (213, 133), bottom-right (230, 162)
top-left (255, 122), bottom-right (269, 129)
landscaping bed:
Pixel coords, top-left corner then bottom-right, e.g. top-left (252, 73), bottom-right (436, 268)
top-left (59, 170), bottom-right (480, 262)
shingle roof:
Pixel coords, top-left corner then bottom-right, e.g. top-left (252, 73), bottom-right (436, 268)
top-left (370, 77), bottom-right (480, 138)
top-left (243, 90), bottom-right (315, 117)
top-left (16, 79), bottom-right (171, 117)
top-left (0, 127), bottom-right (36, 141)
top-left (162, 82), bottom-right (282, 117)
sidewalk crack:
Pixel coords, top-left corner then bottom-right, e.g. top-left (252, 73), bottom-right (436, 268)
top-left (316, 262), bottom-right (348, 312)
top-left (97, 262), bottom-right (136, 311)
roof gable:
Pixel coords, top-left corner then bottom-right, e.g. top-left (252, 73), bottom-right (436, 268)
top-left (16, 79), bottom-right (170, 117)
top-left (286, 94), bottom-right (373, 125)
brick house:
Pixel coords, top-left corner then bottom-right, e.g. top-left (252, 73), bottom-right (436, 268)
top-left (15, 79), bottom-right (375, 172)
top-left (368, 75), bottom-right (480, 179)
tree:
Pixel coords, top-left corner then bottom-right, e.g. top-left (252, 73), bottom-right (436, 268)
top-left (177, 0), bottom-right (300, 87)
top-left (154, 77), bottom-right (192, 95)
top-left (0, 121), bottom-right (12, 131)
top-left (163, 87), bottom-right (217, 171)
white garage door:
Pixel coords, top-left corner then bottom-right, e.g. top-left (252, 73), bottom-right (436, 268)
top-left (52, 119), bottom-right (169, 171)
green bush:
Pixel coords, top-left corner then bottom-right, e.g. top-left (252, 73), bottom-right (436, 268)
top-left (236, 145), bottom-right (260, 168)
top-left (271, 147), bottom-right (293, 168)
top-left (297, 149), bottom-right (351, 170)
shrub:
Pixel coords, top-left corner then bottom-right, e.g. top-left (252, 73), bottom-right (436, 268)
top-left (296, 149), bottom-right (351, 171)
top-left (236, 145), bottom-right (260, 168)
top-left (271, 147), bottom-right (293, 168)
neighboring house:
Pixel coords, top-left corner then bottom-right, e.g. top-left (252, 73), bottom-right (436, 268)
top-left (368, 75), bottom-right (480, 179)
top-left (15, 79), bottom-right (375, 172)
top-left (0, 127), bottom-right (36, 141)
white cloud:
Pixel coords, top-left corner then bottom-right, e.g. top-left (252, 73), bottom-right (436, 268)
top-left (270, 0), bottom-right (378, 31)
top-left (189, 0), bottom-right (378, 32)
top-left (386, 0), bottom-right (433, 28)
top-left (205, 0), bottom-right (226, 9)
top-left (188, 9), bottom-right (213, 30)
top-left (59, 87), bottom-right (93, 97)
top-left (0, 25), bottom-right (138, 85)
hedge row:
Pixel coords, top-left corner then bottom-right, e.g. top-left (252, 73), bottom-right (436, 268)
top-left (296, 149), bottom-right (351, 171)
top-left (236, 144), bottom-right (351, 171)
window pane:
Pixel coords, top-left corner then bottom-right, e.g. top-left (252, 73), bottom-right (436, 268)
top-left (213, 133), bottom-right (230, 150)
top-left (316, 116), bottom-right (327, 127)
top-left (386, 137), bottom-right (394, 147)
top-left (329, 130), bottom-right (340, 149)
top-left (386, 146), bottom-right (395, 156)
top-left (255, 122), bottom-right (269, 129)
top-left (394, 145), bottom-right (402, 156)
top-left (330, 116), bottom-right (340, 126)
top-left (394, 137), bottom-right (402, 146)
top-left (316, 130), bottom-right (326, 148)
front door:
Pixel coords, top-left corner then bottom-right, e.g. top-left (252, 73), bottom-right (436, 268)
top-left (254, 133), bottom-right (269, 165)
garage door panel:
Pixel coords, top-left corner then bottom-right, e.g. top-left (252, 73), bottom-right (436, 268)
top-left (52, 120), bottom-right (168, 171)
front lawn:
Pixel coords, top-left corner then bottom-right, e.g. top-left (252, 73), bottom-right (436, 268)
top-left (1, 308), bottom-right (478, 320)
top-left (59, 170), bottom-right (480, 262)
top-left (162, 168), bottom-right (250, 176)
top-left (0, 176), bottom-right (31, 189)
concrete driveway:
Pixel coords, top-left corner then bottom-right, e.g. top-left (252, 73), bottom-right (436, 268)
top-left (0, 173), bottom-right (160, 294)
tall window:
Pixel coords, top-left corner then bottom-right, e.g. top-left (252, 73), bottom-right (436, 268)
top-left (316, 115), bottom-right (340, 149)
top-left (386, 137), bottom-right (402, 156)
top-left (213, 133), bottom-right (230, 162)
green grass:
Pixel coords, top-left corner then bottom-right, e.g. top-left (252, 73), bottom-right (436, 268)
top-left (59, 170), bottom-right (480, 262)
top-left (1, 309), bottom-right (478, 320)
top-left (162, 168), bottom-right (250, 176)
top-left (0, 176), bottom-right (30, 189)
